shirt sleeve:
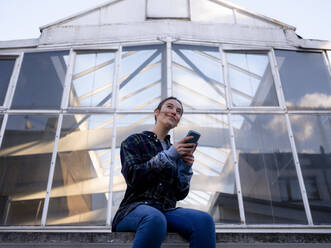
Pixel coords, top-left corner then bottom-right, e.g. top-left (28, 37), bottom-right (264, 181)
top-left (120, 135), bottom-right (178, 188)
top-left (175, 159), bottom-right (193, 200)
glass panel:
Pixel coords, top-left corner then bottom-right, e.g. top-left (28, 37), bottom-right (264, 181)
top-left (290, 114), bottom-right (331, 224)
top-left (275, 50), bottom-right (331, 109)
top-left (172, 45), bottom-right (226, 110)
top-left (0, 115), bottom-right (58, 225)
top-left (119, 45), bottom-right (164, 110)
top-left (47, 114), bottom-right (113, 225)
top-left (0, 115), bottom-right (3, 128)
top-left (227, 52), bottom-right (279, 107)
top-left (112, 114), bottom-right (155, 220)
top-left (11, 51), bottom-right (69, 109)
top-left (231, 114), bottom-right (307, 224)
top-left (174, 114), bottom-right (240, 224)
top-left (70, 52), bottom-right (115, 107)
top-left (0, 59), bottom-right (15, 106)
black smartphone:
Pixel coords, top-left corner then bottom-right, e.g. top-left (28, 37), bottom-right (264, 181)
top-left (185, 130), bottom-right (201, 144)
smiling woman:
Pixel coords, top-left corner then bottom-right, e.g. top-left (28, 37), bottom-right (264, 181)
top-left (112, 96), bottom-right (216, 247)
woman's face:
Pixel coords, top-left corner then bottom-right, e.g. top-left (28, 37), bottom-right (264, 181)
top-left (155, 99), bottom-right (183, 129)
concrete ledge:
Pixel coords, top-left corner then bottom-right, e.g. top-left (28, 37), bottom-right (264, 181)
top-left (1, 232), bottom-right (331, 247)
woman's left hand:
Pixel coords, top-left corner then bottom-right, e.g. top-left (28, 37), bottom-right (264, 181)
top-left (182, 154), bottom-right (194, 166)
top-left (182, 143), bottom-right (197, 166)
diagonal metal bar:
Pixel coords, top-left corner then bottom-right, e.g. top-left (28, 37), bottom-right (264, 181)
top-left (193, 50), bottom-right (222, 64)
top-left (135, 96), bottom-right (160, 110)
top-left (127, 114), bottom-right (154, 128)
top-left (73, 51), bottom-right (136, 80)
top-left (227, 62), bottom-right (262, 80)
top-left (119, 79), bottom-right (161, 103)
top-left (196, 149), bottom-right (225, 166)
top-left (67, 49), bottom-right (162, 133)
top-left (173, 81), bottom-right (226, 108)
top-left (173, 48), bottom-right (226, 97)
top-left (73, 58), bottom-right (115, 80)
top-left (173, 62), bottom-right (225, 89)
top-left (195, 157), bottom-right (223, 175)
top-left (173, 61), bottom-right (252, 101)
top-left (79, 82), bottom-right (113, 101)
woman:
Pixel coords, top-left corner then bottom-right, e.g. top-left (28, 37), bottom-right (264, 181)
top-left (112, 97), bottom-right (216, 248)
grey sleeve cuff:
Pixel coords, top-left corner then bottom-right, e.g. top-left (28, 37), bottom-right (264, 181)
top-left (164, 145), bottom-right (181, 161)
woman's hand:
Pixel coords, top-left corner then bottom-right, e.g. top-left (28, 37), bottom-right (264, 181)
top-left (173, 136), bottom-right (196, 156)
top-left (182, 153), bottom-right (194, 166)
top-left (173, 137), bottom-right (197, 166)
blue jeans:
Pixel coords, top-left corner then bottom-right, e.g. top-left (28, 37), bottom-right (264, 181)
top-left (115, 205), bottom-right (216, 248)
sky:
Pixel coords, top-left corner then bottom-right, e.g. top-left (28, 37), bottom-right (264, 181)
top-left (0, 0), bottom-right (330, 41)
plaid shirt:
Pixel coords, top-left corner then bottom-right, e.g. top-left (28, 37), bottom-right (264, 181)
top-left (112, 131), bottom-right (193, 231)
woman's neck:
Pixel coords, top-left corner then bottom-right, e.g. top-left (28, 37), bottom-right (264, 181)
top-left (151, 124), bottom-right (170, 141)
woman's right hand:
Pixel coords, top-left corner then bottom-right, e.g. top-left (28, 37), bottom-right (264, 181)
top-left (173, 136), bottom-right (196, 157)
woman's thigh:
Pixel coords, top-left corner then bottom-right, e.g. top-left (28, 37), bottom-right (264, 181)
top-left (164, 208), bottom-right (215, 237)
top-left (116, 205), bottom-right (166, 232)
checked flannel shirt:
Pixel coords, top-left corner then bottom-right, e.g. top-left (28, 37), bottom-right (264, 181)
top-left (112, 131), bottom-right (193, 231)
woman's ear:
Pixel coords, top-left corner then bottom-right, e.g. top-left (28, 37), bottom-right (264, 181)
top-left (154, 109), bottom-right (160, 122)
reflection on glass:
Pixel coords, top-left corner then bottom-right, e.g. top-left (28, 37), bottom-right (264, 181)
top-left (70, 52), bottom-right (115, 107)
top-left (275, 50), bottom-right (331, 109)
top-left (227, 52), bottom-right (279, 107)
top-left (0, 59), bottom-right (15, 106)
top-left (0, 115), bottom-right (58, 225)
top-left (46, 115), bottom-right (113, 225)
top-left (232, 114), bottom-right (307, 224)
top-left (11, 51), bottom-right (69, 109)
top-left (174, 114), bottom-right (240, 224)
top-left (112, 114), bottom-right (155, 220)
top-left (290, 114), bottom-right (331, 224)
top-left (172, 45), bottom-right (226, 110)
top-left (119, 45), bottom-right (164, 110)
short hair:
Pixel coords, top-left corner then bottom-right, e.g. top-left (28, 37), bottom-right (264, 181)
top-left (154, 96), bottom-right (183, 122)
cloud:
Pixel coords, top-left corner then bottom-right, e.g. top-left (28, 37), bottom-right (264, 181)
top-left (298, 93), bottom-right (331, 108)
top-left (265, 115), bottom-right (287, 134)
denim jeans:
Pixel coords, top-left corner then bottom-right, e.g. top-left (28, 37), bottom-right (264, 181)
top-left (115, 204), bottom-right (216, 248)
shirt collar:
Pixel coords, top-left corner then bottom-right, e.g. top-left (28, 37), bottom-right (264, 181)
top-left (143, 131), bottom-right (171, 144)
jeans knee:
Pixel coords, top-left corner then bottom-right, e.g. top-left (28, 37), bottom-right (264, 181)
top-left (141, 211), bottom-right (167, 234)
top-left (196, 212), bottom-right (215, 231)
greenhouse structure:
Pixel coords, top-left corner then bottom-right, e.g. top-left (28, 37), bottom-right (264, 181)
top-left (0, 0), bottom-right (331, 246)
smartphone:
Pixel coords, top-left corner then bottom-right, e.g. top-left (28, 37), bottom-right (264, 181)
top-left (185, 130), bottom-right (201, 144)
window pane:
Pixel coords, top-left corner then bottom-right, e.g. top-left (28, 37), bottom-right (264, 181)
top-left (275, 50), bottom-right (331, 109)
top-left (70, 52), bottom-right (115, 107)
top-left (232, 114), bottom-right (307, 224)
top-left (47, 114), bottom-right (113, 225)
top-left (119, 45), bottom-right (164, 110)
top-left (112, 114), bottom-right (155, 220)
top-left (172, 45), bottom-right (226, 109)
top-left (11, 51), bottom-right (69, 109)
top-left (227, 52), bottom-right (279, 107)
top-left (0, 59), bottom-right (15, 106)
top-left (290, 114), bottom-right (331, 224)
top-left (174, 114), bottom-right (240, 224)
top-left (0, 115), bottom-right (58, 225)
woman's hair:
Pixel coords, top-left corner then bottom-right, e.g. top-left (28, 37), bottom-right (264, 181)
top-left (154, 96), bottom-right (183, 122)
